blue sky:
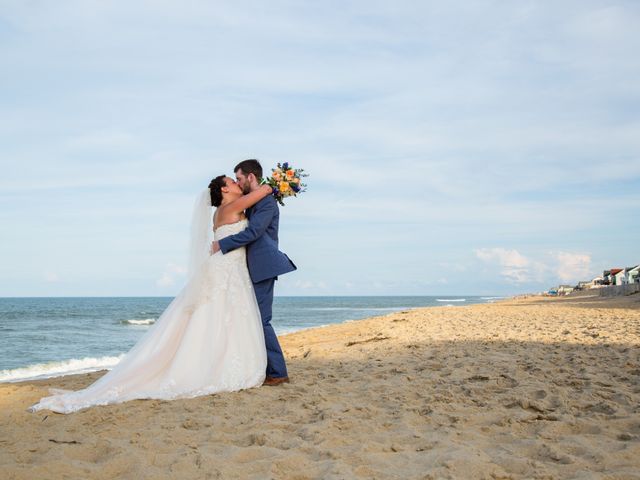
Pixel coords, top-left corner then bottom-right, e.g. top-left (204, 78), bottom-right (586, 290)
top-left (1, 1), bottom-right (638, 297)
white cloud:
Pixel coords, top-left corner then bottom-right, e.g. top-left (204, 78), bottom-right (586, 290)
top-left (43, 271), bottom-right (60, 283)
top-left (156, 263), bottom-right (187, 288)
top-left (553, 252), bottom-right (592, 283)
top-left (475, 248), bottom-right (597, 286)
top-left (156, 273), bottom-right (174, 288)
top-left (475, 248), bottom-right (534, 284)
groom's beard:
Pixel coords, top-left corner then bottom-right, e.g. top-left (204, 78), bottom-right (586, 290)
top-left (242, 184), bottom-right (251, 195)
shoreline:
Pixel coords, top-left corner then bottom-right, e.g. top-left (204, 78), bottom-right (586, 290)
top-left (1, 297), bottom-right (501, 384)
top-left (3, 293), bottom-right (638, 387)
top-left (2, 293), bottom-right (637, 386)
top-left (2, 296), bottom-right (639, 479)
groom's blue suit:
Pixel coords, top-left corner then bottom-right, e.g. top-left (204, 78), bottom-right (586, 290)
top-left (218, 195), bottom-right (296, 379)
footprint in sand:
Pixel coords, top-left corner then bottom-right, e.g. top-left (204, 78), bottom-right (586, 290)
top-left (537, 443), bottom-right (574, 465)
top-left (496, 374), bottom-right (519, 388)
top-left (586, 402), bottom-right (617, 415)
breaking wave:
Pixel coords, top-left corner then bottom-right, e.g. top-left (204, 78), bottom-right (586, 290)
top-left (121, 318), bottom-right (156, 325)
top-left (0, 355), bottom-right (124, 383)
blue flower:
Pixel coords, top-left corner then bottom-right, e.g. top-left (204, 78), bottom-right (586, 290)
top-left (282, 162), bottom-right (289, 170)
top-left (292, 185), bottom-right (300, 193)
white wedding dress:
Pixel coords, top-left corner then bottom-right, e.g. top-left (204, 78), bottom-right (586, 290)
top-left (30, 198), bottom-right (267, 414)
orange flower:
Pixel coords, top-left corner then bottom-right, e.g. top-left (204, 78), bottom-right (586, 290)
top-left (272, 171), bottom-right (282, 181)
top-left (285, 169), bottom-right (295, 179)
top-left (279, 181), bottom-right (290, 193)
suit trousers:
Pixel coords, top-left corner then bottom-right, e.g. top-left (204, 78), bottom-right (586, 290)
top-left (253, 277), bottom-right (288, 378)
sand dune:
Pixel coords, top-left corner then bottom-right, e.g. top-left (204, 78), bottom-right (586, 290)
top-left (2, 295), bottom-right (639, 479)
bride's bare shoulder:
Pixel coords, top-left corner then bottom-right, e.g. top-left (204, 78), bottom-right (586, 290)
top-left (213, 206), bottom-right (246, 231)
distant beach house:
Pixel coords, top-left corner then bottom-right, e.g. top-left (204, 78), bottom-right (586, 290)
top-left (604, 266), bottom-right (640, 286)
top-left (557, 285), bottom-right (574, 295)
top-left (550, 265), bottom-right (639, 295)
top-left (590, 276), bottom-right (604, 287)
top-left (614, 269), bottom-right (628, 285)
top-left (603, 268), bottom-right (623, 285)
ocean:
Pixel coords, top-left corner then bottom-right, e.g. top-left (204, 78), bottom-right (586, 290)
top-left (0, 296), bottom-right (502, 382)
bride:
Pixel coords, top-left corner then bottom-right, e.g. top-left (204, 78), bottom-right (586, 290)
top-left (29, 177), bottom-right (275, 414)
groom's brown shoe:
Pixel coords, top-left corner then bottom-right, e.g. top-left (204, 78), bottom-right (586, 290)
top-left (263, 376), bottom-right (290, 386)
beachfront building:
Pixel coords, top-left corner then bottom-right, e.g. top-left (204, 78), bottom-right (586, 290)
top-left (558, 285), bottom-right (574, 295)
top-left (626, 265), bottom-right (639, 284)
top-left (577, 281), bottom-right (592, 290)
top-left (615, 269), bottom-right (629, 285)
top-left (603, 268), bottom-right (623, 285)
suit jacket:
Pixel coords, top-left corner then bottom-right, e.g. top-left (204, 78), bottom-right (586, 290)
top-left (218, 195), bottom-right (297, 283)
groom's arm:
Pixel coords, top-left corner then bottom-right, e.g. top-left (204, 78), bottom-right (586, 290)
top-left (218, 198), bottom-right (276, 254)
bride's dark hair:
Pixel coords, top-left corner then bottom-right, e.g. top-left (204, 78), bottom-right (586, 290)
top-left (208, 175), bottom-right (227, 207)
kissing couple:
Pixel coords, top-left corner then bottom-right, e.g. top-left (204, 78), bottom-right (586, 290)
top-left (30, 159), bottom-right (297, 414)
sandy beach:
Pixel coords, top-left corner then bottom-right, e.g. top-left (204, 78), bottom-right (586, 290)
top-left (2, 295), bottom-right (639, 479)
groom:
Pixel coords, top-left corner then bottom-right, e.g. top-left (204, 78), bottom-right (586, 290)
top-left (213, 159), bottom-right (297, 386)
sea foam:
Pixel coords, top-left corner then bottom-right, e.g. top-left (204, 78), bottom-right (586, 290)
top-left (0, 355), bottom-right (124, 383)
top-left (121, 318), bottom-right (156, 325)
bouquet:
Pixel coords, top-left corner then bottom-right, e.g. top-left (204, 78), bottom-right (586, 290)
top-left (262, 162), bottom-right (308, 206)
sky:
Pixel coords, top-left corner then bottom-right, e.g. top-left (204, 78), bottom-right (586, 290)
top-left (0, 0), bottom-right (638, 297)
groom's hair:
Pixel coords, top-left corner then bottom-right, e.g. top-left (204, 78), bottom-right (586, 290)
top-left (234, 159), bottom-right (262, 179)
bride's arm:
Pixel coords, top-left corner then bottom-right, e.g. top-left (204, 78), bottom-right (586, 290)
top-left (217, 198), bottom-right (275, 254)
top-left (226, 184), bottom-right (273, 214)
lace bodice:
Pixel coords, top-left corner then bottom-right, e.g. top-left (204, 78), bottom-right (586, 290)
top-left (214, 218), bottom-right (248, 241)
